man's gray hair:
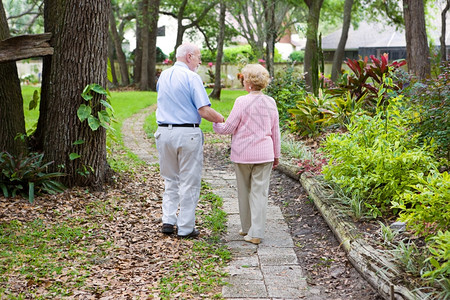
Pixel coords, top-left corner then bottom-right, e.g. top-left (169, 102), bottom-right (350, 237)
top-left (176, 43), bottom-right (199, 58)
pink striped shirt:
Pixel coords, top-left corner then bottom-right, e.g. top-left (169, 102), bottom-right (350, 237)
top-left (213, 92), bottom-right (281, 164)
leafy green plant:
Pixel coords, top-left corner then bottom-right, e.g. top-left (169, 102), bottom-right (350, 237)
top-left (265, 66), bottom-right (307, 128)
top-left (288, 50), bottom-right (304, 63)
top-left (392, 170), bottom-right (450, 236)
top-left (288, 90), bottom-right (334, 137)
top-left (0, 152), bottom-right (66, 203)
top-left (78, 83), bottom-right (115, 131)
top-left (322, 97), bottom-right (438, 216)
top-left (423, 230), bottom-right (450, 281)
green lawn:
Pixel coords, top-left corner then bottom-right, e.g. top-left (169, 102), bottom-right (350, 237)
top-left (22, 86), bottom-right (246, 138)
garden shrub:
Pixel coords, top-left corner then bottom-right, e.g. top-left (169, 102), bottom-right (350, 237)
top-left (0, 152), bottom-right (66, 203)
top-left (288, 50), bottom-right (304, 63)
top-left (322, 97), bottom-right (439, 216)
top-left (265, 66), bottom-right (307, 130)
top-left (201, 45), bottom-right (283, 65)
top-left (392, 170), bottom-right (449, 236)
top-left (406, 63), bottom-right (450, 161)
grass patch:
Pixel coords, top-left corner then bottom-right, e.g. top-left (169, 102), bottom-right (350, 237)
top-left (0, 218), bottom-right (102, 299)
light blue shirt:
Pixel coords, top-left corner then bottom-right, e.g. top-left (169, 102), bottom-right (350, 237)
top-left (156, 61), bottom-right (211, 125)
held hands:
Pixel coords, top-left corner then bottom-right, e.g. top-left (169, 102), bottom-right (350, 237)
top-left (273, 158), bottom-right (279, 169)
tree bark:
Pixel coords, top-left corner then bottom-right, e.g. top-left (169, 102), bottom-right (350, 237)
top-left (146, 0), bottom-right (160, 91)
top-left (265, 0), bottom-right (276, 77)
top-left (210, 0), bottom-right (226, 100)
top-left (38, 0), bottom-right (110, 189)
top-left (403, 0), bottom-right (430, 79)
top-left (331, 0), bottom-right (354, 83)
top-left (303, 0), bottom-right (324, 94)
top-left (110, 8), bottom-right (130, 86)
top-left (0, 1), bottom-right (27, 156)
top-left (139, 0), bottom-right (150, 91)
top-left (441, 0), bottom-right (449, 62)
top-left (134, 1), bottom-right (143, 85)
top-left (108, 32), bottom-right (120, 87)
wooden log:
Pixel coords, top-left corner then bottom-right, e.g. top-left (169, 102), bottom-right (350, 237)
top-left (300, 173), bottom-right (428, 300)
top-left (0, 33), bottom-right (53, 63)
top-left (277, 158), bottom-right (301, 181)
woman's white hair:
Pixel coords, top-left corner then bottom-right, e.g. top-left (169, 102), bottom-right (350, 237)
top-left (176, 43), bottom-right (199, 58)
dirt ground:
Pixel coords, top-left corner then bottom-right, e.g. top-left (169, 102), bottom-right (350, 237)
top-left (203, 133), bottom-right (383, 300)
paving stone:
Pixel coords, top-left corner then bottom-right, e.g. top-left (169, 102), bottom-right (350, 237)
top-left (222, 279), bottom-right (268, 298)
top-left (258, 247), bottom-right (299, 265)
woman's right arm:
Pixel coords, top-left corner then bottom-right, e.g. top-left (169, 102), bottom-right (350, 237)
top-left (213, 99), bottom-right (242, 134)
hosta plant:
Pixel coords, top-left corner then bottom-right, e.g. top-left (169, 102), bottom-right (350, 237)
top-left (0, 152), bottom-right (66, 203)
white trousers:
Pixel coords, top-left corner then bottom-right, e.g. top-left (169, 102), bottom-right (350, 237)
top-left (154, 126), bottom-right (204, 236)
top-left (234, 162), bottom-right (273, 238)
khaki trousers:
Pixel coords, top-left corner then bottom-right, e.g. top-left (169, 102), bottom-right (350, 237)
top-left (234, 162), bottom-right (273, 238)
top-left (154, 126), bottom-right (204, 236)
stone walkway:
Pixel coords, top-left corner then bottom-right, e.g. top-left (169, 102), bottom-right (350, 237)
top-left (122, 107), bottom-right (323, 300)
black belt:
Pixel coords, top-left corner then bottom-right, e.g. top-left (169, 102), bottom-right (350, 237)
top-left (158, 124), bottom-right (199, 127)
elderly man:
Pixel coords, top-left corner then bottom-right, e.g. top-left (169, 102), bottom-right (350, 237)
top-left (154, 42), bottom-right (224, 238)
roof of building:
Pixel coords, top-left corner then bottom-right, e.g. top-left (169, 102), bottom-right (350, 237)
top-left (321, 19), bottom-right (450, 50)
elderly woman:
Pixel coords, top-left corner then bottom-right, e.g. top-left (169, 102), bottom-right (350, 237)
top-left (213, 64), bottom-right (281, 244)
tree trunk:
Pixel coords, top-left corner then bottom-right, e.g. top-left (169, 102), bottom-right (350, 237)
top-left (108, 33), bottom-right (119, 87)
top-left (303, 0), bottom-right (324, 94)
top-left (265, 0), bottom-right (276, 77)
top-left (210, 0), bottom-right (226, 100)
top-left (403, 0), bottom-right (430, 79)
top-left (331, 0), bottom-right (354, 83)
top-left (140, 0), bottom-right (150, 91)
top-left (146, 0), bottom-right (160, 91)
top-left (441, 0), bottom-right (449, 62)
top-left (33, 0), bottom-right (60, 152)
top-left (174, 0), bottom-right (189, 53)
top-left (39, 0), bottom-right (110, 189)
top-left (0, 1), bottom-right (27, 156)
top-left (134, 1), bottom-right (143, 85)
top-left (110, 8), bottom-right (130, 86)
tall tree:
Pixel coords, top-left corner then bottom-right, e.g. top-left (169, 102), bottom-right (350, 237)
top-left (160, 0), bottom-right (219, 53)
top-left (139, 0), bottom-right (150, 90)
top-left (147, 0), bottom-right (160, 91)
top-left (35, 0), bottom-right (111, 189)
top-left (230, 0), bottom-right (294, 62)
top-left (440, 0), bottom-right (449, 62)
top-left (303, 0), bottom-right (324, 94)
top-left (0, 1), bottom-right (27, 156)
top-left (264, 0), bottom-right (276, 77)
top-left (403, 0), bottom-right (431, 79)
top-left (110, 6), bottom-right (130, 86)
top-left (330, 0), bottom-right (354, 82)
top-left (209, 0), bottom-right (226, 99)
